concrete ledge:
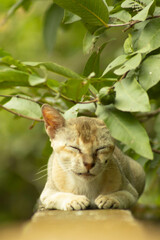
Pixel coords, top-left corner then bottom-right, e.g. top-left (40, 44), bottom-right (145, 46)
top-left (22, 210), bottom-right (159, 240)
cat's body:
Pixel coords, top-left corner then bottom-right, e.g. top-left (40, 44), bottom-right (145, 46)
top-left (40, 105), bottom-right (145, 210)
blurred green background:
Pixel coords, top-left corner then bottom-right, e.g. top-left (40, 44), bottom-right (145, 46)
top-left (0, 0), bottom-right (159, 225)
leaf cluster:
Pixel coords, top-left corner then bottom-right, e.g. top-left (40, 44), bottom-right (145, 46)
top-left (0, 0), bottom-right (160, 171)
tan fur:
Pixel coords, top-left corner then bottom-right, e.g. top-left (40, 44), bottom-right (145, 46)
top-left (40, 105), bottom-right (145, 210)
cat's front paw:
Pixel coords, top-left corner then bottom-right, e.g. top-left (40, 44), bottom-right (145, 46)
top-left (63, 195), bottom-right (90, 211)
top-left (95, 195), bottom-right (121, 209)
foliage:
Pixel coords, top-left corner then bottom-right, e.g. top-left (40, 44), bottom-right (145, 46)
top-left (0, 0), bottom-right (160, 221)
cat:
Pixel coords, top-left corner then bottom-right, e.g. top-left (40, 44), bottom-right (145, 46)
top-left (39, 104), bottom-right (145, 210)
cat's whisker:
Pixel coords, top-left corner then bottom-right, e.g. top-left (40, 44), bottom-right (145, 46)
top-left (33, 174), bottom-right (48, 182)
top-left (36, 168), bottom-right (48, 175)
top-left (36, 166), bottom-right (53, 175)
top-left (37, 164), bottom-right (48, 172)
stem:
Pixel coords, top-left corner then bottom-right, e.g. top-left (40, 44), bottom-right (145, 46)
top-left (47, 86), bottom-right (98, 104)
top-left (0, 104), bottom-right (44, 122)
top-left (88, 88), bottom-right (97, 98)
top-left (107, 15), bottom-right (160, 32)
top-left (0, 94), bottom-right (43, 105)
top-left (77, 98), bottom-right (99, 104)
top-left (118, 71), bottom-right (129, 82)
top-left (137, 108), bottom-right (160, 121)
top-left (152, 149), bottom-right (160, 154)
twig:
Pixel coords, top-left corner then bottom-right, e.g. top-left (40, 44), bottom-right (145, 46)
top-left (47, 85), bottom-right (98, 104)
top-left (137, 108), bottom-right (160, 122)
top-left (0, 94), bottom-right (43, 105)
top-left (0, 104), bottom-right (44, 122)
top-left (108, 15), bottom-right (160, 32)
top-left (88, 88), bottom-right (97, 98)
top-left (77, 98), bottom-right (99, 104)
top-left (152, 149), bottom-right (160, 154)
top-left (118, 71), bottom-right (129, 82)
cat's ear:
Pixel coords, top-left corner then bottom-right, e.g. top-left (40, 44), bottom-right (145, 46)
top-left (42, 104), bottom-right (65, 139)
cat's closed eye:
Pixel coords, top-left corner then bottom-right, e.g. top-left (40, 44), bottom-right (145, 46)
top-left (96, 144), bottom-right (114, 154)
top-left (68, 146), bottom-right (81, 153)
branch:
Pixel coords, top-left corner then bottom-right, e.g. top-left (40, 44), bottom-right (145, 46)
top-left (107, 15), bottom-right (160, 32)
top-left (0, 104), bottom-right (44, 122)
top-left (77, 98), bottom-right (99, 104)
top-left (0, 94), bottom-right (43, 105)
top-left (118, 71), bottom-right (129, 82)
top-left (152, 149), bottom-right (160, 154)
top-left (47, 86), bottom-right (99, 104)
top-left (137, 108), bottom-right (160, 122)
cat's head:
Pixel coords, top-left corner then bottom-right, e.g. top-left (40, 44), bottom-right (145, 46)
top-left (42, 105), bottom-right (115, 180)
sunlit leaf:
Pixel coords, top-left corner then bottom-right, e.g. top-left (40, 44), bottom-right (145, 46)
top-left (102, 55), bottom-right (128, 77)
top-left (110, 10), bottom-right (131, 23)
top-left (124, 34), bottom-right (133, 54)
top-left (121, 0), bottom-right (145, 10)
top-left (136, 18), bottom-right (160, 53)
top-left (63, 10), bottom-right (81, 24)
top-left (115, 74), bottom-right (150, 112)
top-left (24, 62), bottom-right (83, 79)
top-left (114, 53), bottom-right (142, 75)
top-left (96, 105), bottom-right (153, 159)
top-left (132, 1), bottom-right (154, 21)
top-left (64, 103), bottom-right (96, 119)
top-left (28, 74), bottom-right (46, 86)
top-left (0, 68), bottom-right (28, 83)
top-left (54, 0), bottom-right (109, 27)
top-left (139, 54), bottom-right (160, 90)
top-left (4, 96), bottom-right (42, 119)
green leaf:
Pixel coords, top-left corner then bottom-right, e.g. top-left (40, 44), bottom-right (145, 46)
top-left (132, 1), bottom-right (154, 21)
top-left (83, 31), bottom-right (99, 55)
top-left (83, 43), bottom-right (107, 77)
top-left (110, 10), bottom-right (131, 23)
top-left (63, 10), bottom-right (81, 24)
top-left (24, 61), bottom-right (83, 79)
top-left (102, 55), bottom-right (128, 77)
top-left (90, 77), bottom-right (117, 91)
top-left (1, 56), bottom-right (29, 72)
top-left (0, 68), bottom-right (28, 83)
top-left (28, 74), bottom-right (46, 86)
top-left (124, 34), bottom-right (133, 54)
top-left (0, 81), bottom-right (30, 88)
top-left (114, 74), bottom-right (150, 112)
top-left (43, 4), bottom-right (64, 52)
top-left (96, 105), bottom-right (153, 159)
top-left (114, 53), bottom-right (142, 75)
top-left (4, 96), bottom-right (42, 119)
top-left (53, 0), bottom-right (109, 27)
top-left (83, 51), bottom-right (99, 76)
top-left (121, 0), bottom-right (144, 10)
top-left (47, 79), bottom-right (60, 92)
top-left (61, 79), bottom-right (89, 101)
top-left (139, 54), bottom-right (160, 90)
top-left (136, 18), bottom-right (160, 53)
top-left (64, 103), bottom-right (96, 119)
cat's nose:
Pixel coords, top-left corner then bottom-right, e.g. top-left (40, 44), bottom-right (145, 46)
top-left (83, 162), bottom-right (95, 171)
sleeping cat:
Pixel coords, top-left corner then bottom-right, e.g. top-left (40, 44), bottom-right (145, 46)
top-left (40, 104), bottom-right (145, 210)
